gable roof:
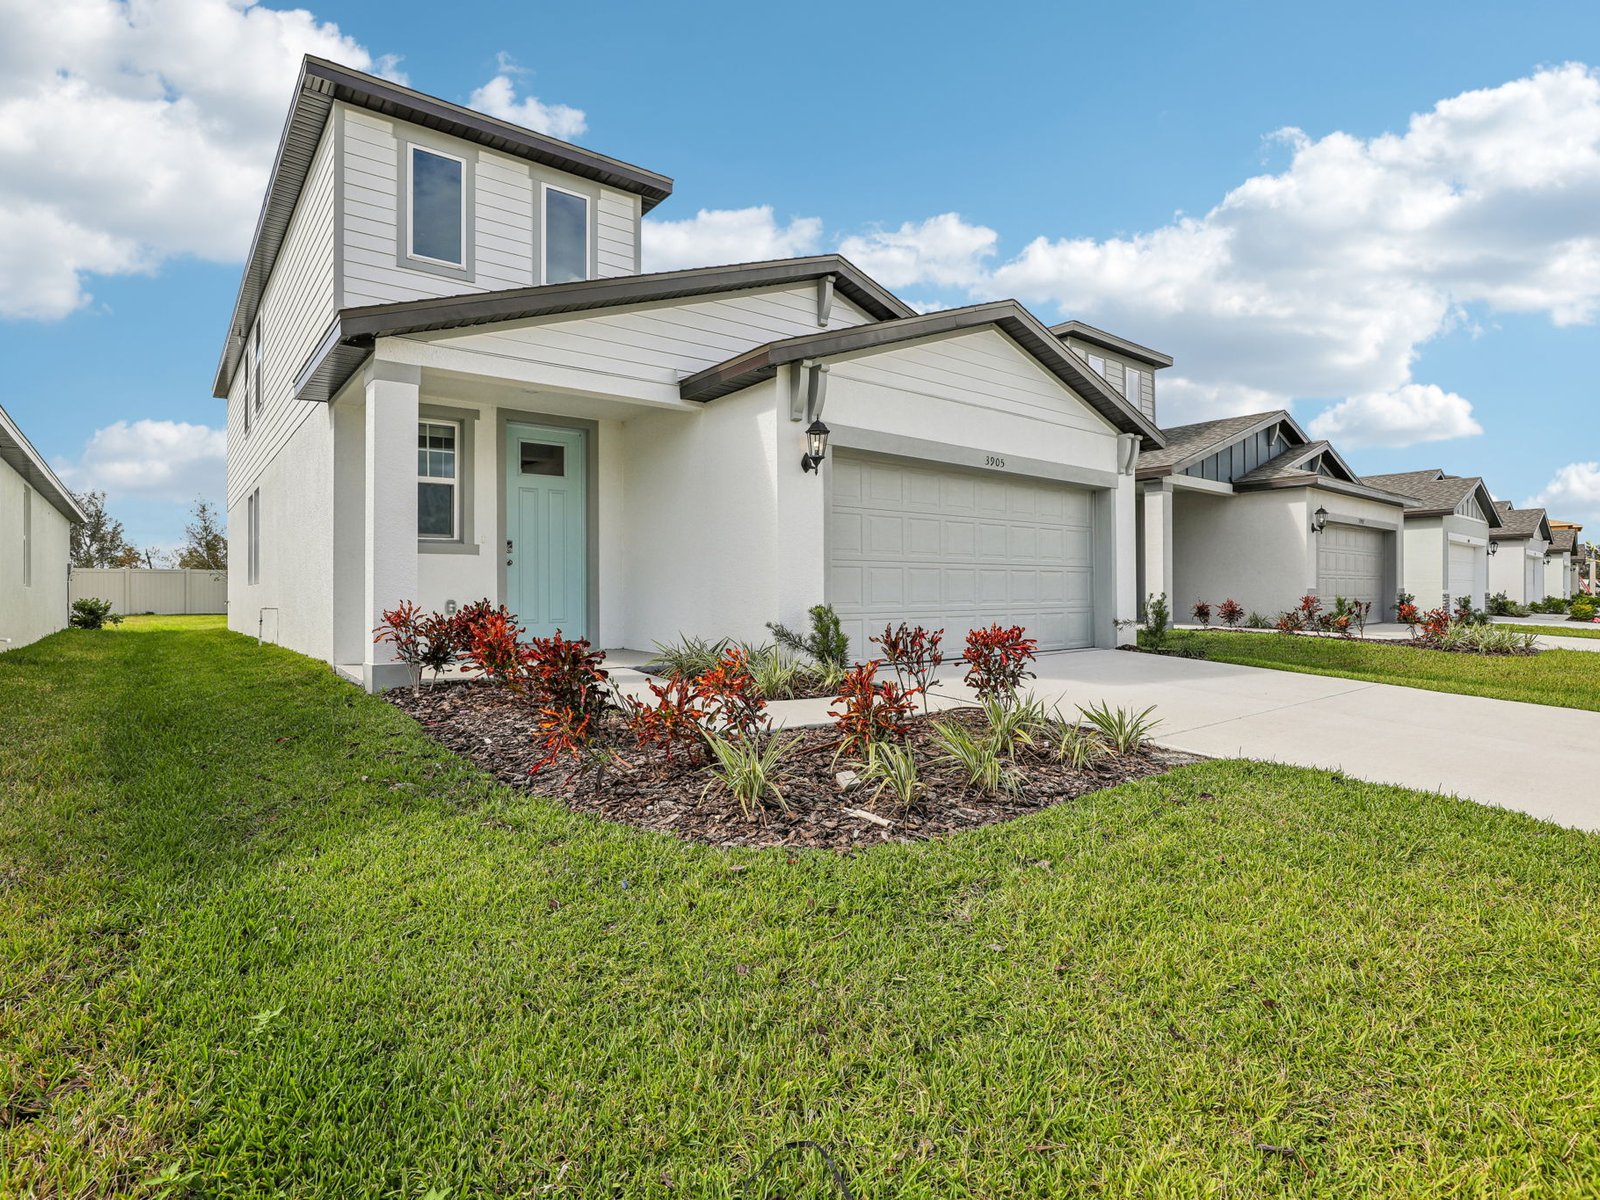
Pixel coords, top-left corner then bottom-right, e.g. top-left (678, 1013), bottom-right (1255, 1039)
top-left (679, 300), bottom-right (1165, 442)
top-left (1492, 501), bottom-right (1553, 542)
top-left (1136, 410), bottom-right (1305, 476)
top-left (1227, 440), bottom-right (1409, 505)
top-left (1549, 526), bottom-right (1577, 554)
top-left (213, 56), bottom-right (675, 398)
top-left (0, 403), bottom-right (85, 524)
top-left (1361, 469), bottom-right (1502, 525)
top-left (1049, 320), bottom-right (1174, 368)
top-left (291, 255), bottom-right (914, 404)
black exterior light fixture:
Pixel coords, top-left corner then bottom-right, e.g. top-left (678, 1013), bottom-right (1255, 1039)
top-left (801, 419), bottom-right (830, 473)
top-left (1488, 540), bottom-right (1499, 557)
top-left (1311, 505), bottom-right (1329, 535)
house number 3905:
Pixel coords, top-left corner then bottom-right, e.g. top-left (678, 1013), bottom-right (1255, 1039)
top-left (985, 454), bottom-right (1007, 468)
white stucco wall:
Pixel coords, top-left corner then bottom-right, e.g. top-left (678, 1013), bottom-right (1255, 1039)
top-left (1398, 513), bottom-right (1491, 609)
top-left (1489, 538), bottom-right (1550, 604)
top-left (1546, 553), bottom-right (1572, 600)
top-left (1170, 485), bottom-right (1403, 620)
top-left (0, 463), bottom-right (72, 650)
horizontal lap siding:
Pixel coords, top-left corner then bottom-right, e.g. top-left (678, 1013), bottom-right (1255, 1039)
top-left (227, 121), bottom-right (336, 510)
top-left (597, 189), bottom-right (638, 275)
top-left (429, 286), bottom-right (875, 385)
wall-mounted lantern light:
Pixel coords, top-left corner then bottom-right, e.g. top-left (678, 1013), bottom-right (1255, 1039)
top-left (1488, 540), bottom-right (1499, 557)
top-left (1311, 505), bottom-right (1329, 535)
top-left (801, 419), bottom-right (831, 473)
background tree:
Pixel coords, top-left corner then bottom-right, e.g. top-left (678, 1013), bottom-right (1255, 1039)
top-left (175, 498), bottom-right (227, 570)
top-left (70, 490), bottom-right (139, 568)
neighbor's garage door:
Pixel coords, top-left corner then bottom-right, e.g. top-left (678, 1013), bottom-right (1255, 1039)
top-left (828, 453), bottom-right (1095, 656)
top-left (1448, 541), bottom-right (1477, 605)
top-left (1317, 523), bottom-right (1386, 607)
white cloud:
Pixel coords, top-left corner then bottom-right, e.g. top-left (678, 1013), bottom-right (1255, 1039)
top-left (0, 3), bottom-right (582, 319)
top-left (467, 54), bottom-right (586, 139)
top-left (641, 206), bottom-right (822, 272)
top-left (837, 213), bottom-right (997, 289)
top-left (1527, 461), bottom-right (1600, 522)
top-left (59, 419), bottom-right (227, 503)
top-left (1308, 384), bottom-right (1482, 449)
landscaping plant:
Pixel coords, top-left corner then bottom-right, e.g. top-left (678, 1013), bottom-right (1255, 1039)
top-left (767, 603), bottom-right (850, 669)
top-left (1489, 591), bottom-right (1531, 618)
top-left (524, 632), bottom-right (611, 721)
top-left (871, 622), bottom-right (944, 712)
top-left (1218, 598), bottom-right (1244, 628)
top-left (1396, 590), bottom-right (1421, 636)
top-left (1077, 701), bottom-right (1161, 755)
top-left (621, 673), bottom-right (707, 768)
top-left (648, 634), bottom-right (731, 679)
top-left (691, 649), bottom-right (770, 740)
top-left (68, 596), bottom-right (123, 630)
top-left (372, 601), bottom-right (428, 695)
top-left (1048, 715), bottom-right (1109, 769)
top-left (462, 607), bottom-right (529, 686)
top-left (1246, 610), bottom-right (1271, 629)
top-left (929, 719), bottom-right (1020, 795)
top-left (830, 661), bottom-right (918, 754)
top-left (1453, 595), bottom-right (1488, 627)
top-left (702, 729), bottom-right (800, 819)
top-left (746, 647), bottom-right (804, 700)
top-left (857, 741), bottom-right (925, 808)
top-left (982, 694), bottom-right (1049, 757)
top-left (1191, 600), bottom-right (1212, 627)
top-left (962, 623), bottom-right (1038, 702)
top-left (1570, 599), bottom-right (1597, 622)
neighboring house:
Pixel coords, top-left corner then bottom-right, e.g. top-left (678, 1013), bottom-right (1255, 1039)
top-left (1363, 469), bottom-right (1502, 610)
top-left (0, 403), bottom-right (83, 650)
top-left (1547, 521), bottom-right (1583, 599)
top-left (1486, 501), bottom-right (1553, 605)
top-left (1136, 409), bottom-right (1410, 620)
top-left (217, 58), bottom-right (1160, 688)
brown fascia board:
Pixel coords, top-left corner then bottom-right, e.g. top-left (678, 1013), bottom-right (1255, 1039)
top-left (679, 300), bottom-right (1166, 444)
top-left (1049, 320), bottom-right (1174, 368)
top-left (214, 55), bottom-right (676, 398)
top-left (1235, 473), bottom-right (1414, 507)
top-left (292, 256), bottom-right (916, 404)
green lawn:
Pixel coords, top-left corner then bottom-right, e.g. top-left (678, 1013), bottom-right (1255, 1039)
top-left (1171, 629), bottom-right (1600, 711)
top-left (1493, 621), bottom-right (1600, 640)
top-left (4, 617), bottom-right (1599, 1197)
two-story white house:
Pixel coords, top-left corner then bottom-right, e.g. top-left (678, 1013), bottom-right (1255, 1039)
top-left (217, 58), bottom-right (1161, 687)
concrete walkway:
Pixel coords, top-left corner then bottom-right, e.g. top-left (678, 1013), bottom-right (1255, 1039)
top-left (1004, 650), bottom-right (1600, 832)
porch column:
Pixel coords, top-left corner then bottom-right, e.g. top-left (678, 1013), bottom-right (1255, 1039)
top-left (1141, 479), bottom-right (1174, 617)
top-left (362, 361), bottom-right (421, 690)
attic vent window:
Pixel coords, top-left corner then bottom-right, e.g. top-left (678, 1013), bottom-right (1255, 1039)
top-left (408, 147), bottom-right (466, 267)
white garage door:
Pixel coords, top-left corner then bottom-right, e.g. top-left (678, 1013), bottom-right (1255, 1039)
top-left (1317, 523), bottom-right (1386, 608)
top-left (828, 454), bottom-right (1095, 655)
top-left (1447, 541), bottom-right (1478, 606)
top-left (1525, 555), bottom-right (1543, 604)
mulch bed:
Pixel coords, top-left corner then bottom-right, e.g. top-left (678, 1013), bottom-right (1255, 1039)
top-left (386, 682), bottom-right (1201, 852)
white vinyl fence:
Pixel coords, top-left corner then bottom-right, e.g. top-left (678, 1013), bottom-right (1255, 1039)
top-left (69, 567), bottom-right (228, 615)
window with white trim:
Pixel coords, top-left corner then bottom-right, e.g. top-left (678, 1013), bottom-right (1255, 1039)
top-left (21, 485), bottom-right (32, 588)
top-left (1085, 352), bottom-right (1108, 378)
top-left (247, 488), bottom-right (261, 584)
top-left (1123, 365), bottom-right (1146, 407)
top-left (542, 183), bottom-right (590, 284)
top-left (408, 146), bottom-right (467, 267)
top-left (417, 420), bottom-right (459, 539)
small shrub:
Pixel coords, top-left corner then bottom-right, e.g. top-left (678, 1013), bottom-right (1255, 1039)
top-left (871, 623), bottom-right (944, 712)
top-left (524, 632), bottom-right (610, 722)
top-left (982, 694), bottom-right (1048, 758)
top-left (830, 661), bottom-right (917, 754)
top-left (1274, 609), bottom-right (1305, 634)
top-left (1191, 600), bottom-right (1212, 627)
top-left (1452, 596), bottom-right (1487, 627)
top-left (1246, 611), bottom-right (1271, 629)
top-left (747, 647), bottom-right (804, 700)
top-left (1488, 591), bottom-right (1530, 617)
top-left (1571, 600), bottom-right (1597, 622)
top-left (1048, 717), bottom-right (1109, 770)
top-left (69, 597), bottom-right (123, 630)
top-left (1329, 596), bottom-right (1371, 639)
top-left (416, 612), bottom-right (466, 683)
top-left (1296, 593), bottom-right (1325, 633)
top-left (1432, 624), bottom-right (1539, 655)
top-left (1397, 601), bottom-right (1421, 636)
top-left (692, 649), bottom-right (770, 740)
top-left (962, 624), bottom-right (1038, 703)
top-left (373, 601), bottom-right (428, 694)
top-left (462, 608), bottom-right (528, 686)
top-left (529, 703), bottom-right (600, 776)
top-left (648, 635), bottom-right (730, 679)
top-left (1416, 606), bottom-right (1453, 643)
top-left (767, 603), bottom-right (849, 669)
top-left (1077, 701), bottom-right (1161, 755)
top-left (857, 741), bottom-right (924, 809)
top-left (1218, 598), bottom-right (1244, 628)
top-left (621, 673), bottom-right (706, 768)
top-left (1530, 595), bottom-right (1571, 614)
top-left (703, 730), bottom-right (801, 819)
top-left (929, 720), bottom-right (1019, 795)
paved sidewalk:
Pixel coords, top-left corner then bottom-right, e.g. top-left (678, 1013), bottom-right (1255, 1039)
top-left (1002, 650), bottom-right (1599, 832)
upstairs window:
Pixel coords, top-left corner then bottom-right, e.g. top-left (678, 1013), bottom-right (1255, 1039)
top-left (241, 345), bottom-right (252, 436)
top-left (542, 184), bottom-right (590, 284)
top-left (252, 319), bottom-right (263, 417)
top-left (1085, 352), bottom-right (1108, 378)
top-left (408, 146), bottom-right (466, 267)
top-left (417, 420), bottom-right (459, 539)
top-left (1123, 366), bottom-right (1147, 407)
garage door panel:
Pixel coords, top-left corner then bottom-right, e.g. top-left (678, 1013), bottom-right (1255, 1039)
top-left (1448, 543), bottom-right (1476, 601)
top-left (829, 454), bottom-right (1096, 654)
top-left (1317, 524), bottom-right (1385, 606)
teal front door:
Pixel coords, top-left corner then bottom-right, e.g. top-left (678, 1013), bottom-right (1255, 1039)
top-left (505, 423), bottom-right (586, 639)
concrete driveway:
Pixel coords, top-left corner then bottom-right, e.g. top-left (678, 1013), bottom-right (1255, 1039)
top-left (1007, 650), bottom-right (1600, 832)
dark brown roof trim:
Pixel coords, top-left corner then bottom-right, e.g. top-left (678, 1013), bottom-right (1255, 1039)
top-left (680, 300), bottom-right (1165, 443)
top-left (215, 56), bottom-right (675, 398)
top-left (1137, 409), bottom-right (1306, 478)
top-left (1049, 320), bottom-right (1174, 368)
top-left (294, 256), bottom-right (915, 405)
top-left (1235, 474), bottom-right (1413, 506)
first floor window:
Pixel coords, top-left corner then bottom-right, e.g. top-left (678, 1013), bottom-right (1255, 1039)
top-left (246, 488), bottom-right (261, 584)
top-left (418, 420), bottom-right (459, 539)
top-left (543, 184), bottom-right (590, 284)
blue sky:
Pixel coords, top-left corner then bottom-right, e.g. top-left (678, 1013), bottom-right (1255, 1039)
top-left (3, 0), bottom-right (1599, 550)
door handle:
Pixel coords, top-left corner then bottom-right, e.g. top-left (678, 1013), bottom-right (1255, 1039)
top-left (506, 538), bottom-right (514, 567)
